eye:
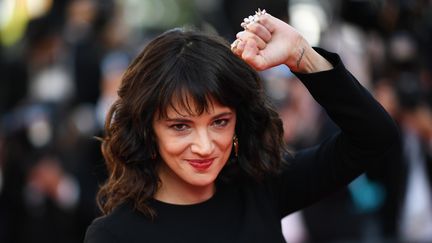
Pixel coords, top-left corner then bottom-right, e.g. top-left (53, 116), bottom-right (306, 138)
top-left (212, 119), bottom-right (229, 128)
top-left (170, 124), bottom-right (190, 131)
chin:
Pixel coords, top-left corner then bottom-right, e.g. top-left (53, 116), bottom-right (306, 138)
top-left (187, 174), bottom-right (217, 187)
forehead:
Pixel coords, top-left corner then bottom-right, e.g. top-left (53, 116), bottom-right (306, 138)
top-left (159, 95), bottom-right (233, 119)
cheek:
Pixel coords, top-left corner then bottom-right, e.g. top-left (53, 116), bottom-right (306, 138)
top-left (222, 136), bottom-right (234, 151)
top-left (157, 138), bottom-right (190, 157)
top-left (218, 123), bottom-right (236, 153)
top-left (214, 132), bottom-right (235, 153)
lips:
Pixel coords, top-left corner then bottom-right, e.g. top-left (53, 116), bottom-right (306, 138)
top-left (186, 159), bottom-right (214, 170)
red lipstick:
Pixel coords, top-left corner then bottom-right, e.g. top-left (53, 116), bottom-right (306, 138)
top-left (187, 159), bottom-right (214, 171)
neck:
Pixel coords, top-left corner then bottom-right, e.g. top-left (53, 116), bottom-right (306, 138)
top-left (154, 166), bottom-right (216, 205)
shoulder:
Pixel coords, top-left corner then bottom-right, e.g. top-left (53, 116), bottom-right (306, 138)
top-left (84, 203), bottom-right (148, 243)
top-left (84, 216), bottom-right (118, 243)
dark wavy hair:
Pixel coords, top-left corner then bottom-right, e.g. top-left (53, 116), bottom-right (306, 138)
top-left (97, 28), bottom-right (287, 218)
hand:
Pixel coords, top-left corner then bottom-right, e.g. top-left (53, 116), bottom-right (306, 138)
top-left (232, 12), bottom-right (333, 73)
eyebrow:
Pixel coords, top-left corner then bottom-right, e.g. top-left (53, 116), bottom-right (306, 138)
top-left (164, 111), bottom-right (234, 122)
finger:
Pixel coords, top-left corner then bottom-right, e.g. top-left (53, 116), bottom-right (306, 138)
top-left (243, 22), bottom-right (272, 42)
top-left (231, 39), bottom-right (244, 56)
top-left (241, 39), bottom-right (258, 62)
top-left (241, 39), bottom-right (266, 71)
top-left (237, 39), bottom-right (246, 53)
top-left (253, 14), bottom-right (276, 34)
top-left (236, 31), bottom-right (266, 50)
top-left (230, 39), bottom-right (240, 52)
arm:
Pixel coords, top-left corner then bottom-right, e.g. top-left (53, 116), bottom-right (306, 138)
top-left (278, 49), bottom-right (400, 215)
top-left (233, 12), bottom-right (401, 216)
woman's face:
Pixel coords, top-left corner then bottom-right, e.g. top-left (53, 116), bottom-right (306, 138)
top-left (153, 98), bottom-right (236, 192)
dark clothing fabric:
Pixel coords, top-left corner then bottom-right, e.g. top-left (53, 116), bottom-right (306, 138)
top-left (84, 48), bottom-right (400, 243)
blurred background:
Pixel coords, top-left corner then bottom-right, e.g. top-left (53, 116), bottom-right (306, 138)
top-left (0, 0), bottom-right (432, 242)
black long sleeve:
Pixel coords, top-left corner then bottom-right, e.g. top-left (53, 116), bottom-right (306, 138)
top-left (272, 48), bottom-right (400, 216)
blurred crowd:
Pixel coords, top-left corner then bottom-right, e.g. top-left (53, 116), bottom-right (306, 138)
top-left (0, 0), bottom-right (431, 242)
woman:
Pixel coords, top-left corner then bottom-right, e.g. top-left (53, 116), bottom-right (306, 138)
top-left (84, 11), bottom-right (399, 242)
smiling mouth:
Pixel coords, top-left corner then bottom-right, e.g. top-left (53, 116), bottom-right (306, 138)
top-left (186, 159), bottom-right (214, 170)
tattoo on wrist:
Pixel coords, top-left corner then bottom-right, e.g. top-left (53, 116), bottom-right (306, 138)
top-left (296, 47), bottom-right (305, 69)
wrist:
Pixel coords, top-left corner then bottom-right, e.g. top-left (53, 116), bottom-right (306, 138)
top-left (286, 42), bottom-right (333, 73)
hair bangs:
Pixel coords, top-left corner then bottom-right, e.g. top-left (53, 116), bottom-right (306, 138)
top-left (155, 60), bottom-right (230, 120)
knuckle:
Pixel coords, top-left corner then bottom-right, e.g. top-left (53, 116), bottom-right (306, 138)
top-left (246, 23), bottom-right (258, 32)
top-left (236, 31), bottom-right (245, 38)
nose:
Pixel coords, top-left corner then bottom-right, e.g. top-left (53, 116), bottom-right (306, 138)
top-left (190, 129), bottom-right (214, 157)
